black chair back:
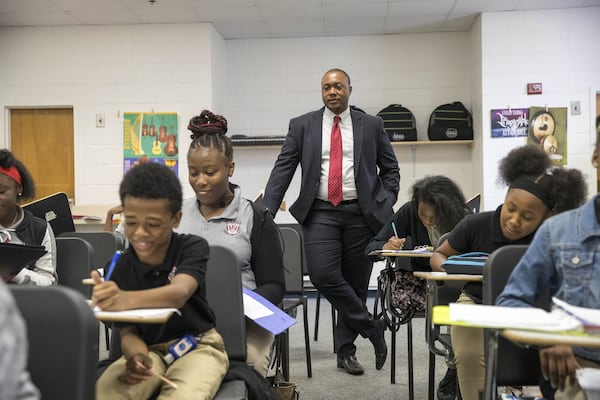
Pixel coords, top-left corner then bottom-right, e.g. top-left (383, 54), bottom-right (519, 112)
top-left (11, 286), bottom-right (99, 400)
top-left (59, 231), bottom-right (122, 271)
top-left (56, 236), bottom-right (95, 297)
top-left (482, 245), bottom-right (541, 387)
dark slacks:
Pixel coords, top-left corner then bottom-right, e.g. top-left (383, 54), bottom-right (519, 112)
top-left (302, 199), bottom-right (378, 357)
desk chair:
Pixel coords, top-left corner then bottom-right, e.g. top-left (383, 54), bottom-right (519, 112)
top-left (466, 193), bottom-right (481, 214)
top-left (278, 226), bottom-right (312, 379)
top-left (11, 286), bottom-right (99, 400)
top-left (55, 236), bottom-right (95, 298)
top-left (58, 231), bottom-right (123, 349)
top-left (102, 245), bottom-right (248, 399)
top-left (482, 245), bottom-right (542, 399)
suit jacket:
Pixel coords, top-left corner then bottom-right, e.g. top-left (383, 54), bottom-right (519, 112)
top-left (263, 107), bottom-right (400, 234)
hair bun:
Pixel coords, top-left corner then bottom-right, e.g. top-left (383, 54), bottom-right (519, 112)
top-left (188, 109), bottom-right (228, 138)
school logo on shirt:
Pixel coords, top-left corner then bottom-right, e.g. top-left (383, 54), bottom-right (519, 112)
top-left (225, 222), bottom-right (241, 236)
top-left (168, 265), bottom-right (177, 282)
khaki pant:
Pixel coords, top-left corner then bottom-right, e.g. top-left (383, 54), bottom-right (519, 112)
top-left (450, 293), bottom-right (484, 400)
top-left (246, 320), bottom-right (274, 377)
top-left (96, 328), bottom-right (228, 400)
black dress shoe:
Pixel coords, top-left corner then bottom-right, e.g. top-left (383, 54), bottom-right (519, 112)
top-left (370, 318), bottom-right (388, 370)
top-left (337, 355), bottom-right (365, 375)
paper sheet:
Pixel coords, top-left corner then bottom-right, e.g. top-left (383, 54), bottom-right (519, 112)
top-left (242, 292), bottom-right (275, 319)
top-left (552, 297), bottom-right (600, 328)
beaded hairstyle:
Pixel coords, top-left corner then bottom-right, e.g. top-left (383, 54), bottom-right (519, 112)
top-left (187, 110), bottom-right (233, 163)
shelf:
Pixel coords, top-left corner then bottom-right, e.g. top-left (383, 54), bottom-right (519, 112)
top-left (391, 140), bottom-right (475, 148)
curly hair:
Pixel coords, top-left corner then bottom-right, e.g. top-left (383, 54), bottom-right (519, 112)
top-left (499, 144), bottom-right (587, 213)
top-left (0, 148), bottom-right (36, 201)
top-left (187, 110), bottom-right (233, 164)
top-left (411, 175), bottom-right (467, 234)
top-left (119, 162), bottom-right (182, 216)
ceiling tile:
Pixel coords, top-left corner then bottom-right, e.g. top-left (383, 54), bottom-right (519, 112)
top-left (196, 6), bottom-right (262, 22)
top-left (324, 2), bottom-right (387, 19)
top-left (7, 11), bottom-right (80, 26)
top-left (214, 20), bottom-right (269, 39)
top-left (387, 0), bottom-right (455, 17)
top-left (68, 9), bottom-right (140, 25)
top-left (259, 4), bottom-right (323, 20)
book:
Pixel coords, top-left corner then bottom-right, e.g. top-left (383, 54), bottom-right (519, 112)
top-left (0, 242), bottom-right (47, 277)
top-left (552, 297), bottom-right (600, 333)
top-left (242, 288), bottom-right (296, 335)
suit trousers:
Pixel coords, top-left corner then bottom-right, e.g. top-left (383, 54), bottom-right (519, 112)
top-left (302, 199), bottom-right (378, 357)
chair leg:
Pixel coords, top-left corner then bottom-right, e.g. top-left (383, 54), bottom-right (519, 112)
top-left (314, 291), bottom-right (321, 341)
top-left (428, 348), bottom-right (436, 400)
top-left (331, 305), bottom-right (337, 353)
top-left (302, 297), bottom-right (312, 377)
top-left (391, 315), bottom-right (396, 384)
top-left (407, 320), bottom-right (414, 400)
top-left (281, 329), bottom-right (290, 381)
top-left (104, 324), bottom-right (110, 350)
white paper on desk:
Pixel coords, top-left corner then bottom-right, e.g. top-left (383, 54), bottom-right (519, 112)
top-left (449, 303), bottom-right (581, 331)
top-left (577, 368), bottom-right (600, 394)
top-left (93, 306), bottom-right (180, 320)
top-left (242, 292), bottom-right (275, 319)
top-left (552, 297), bottom-right (600, 328)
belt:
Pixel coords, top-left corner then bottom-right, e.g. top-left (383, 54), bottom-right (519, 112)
top-left (339, 199), bottom-right (358, 205)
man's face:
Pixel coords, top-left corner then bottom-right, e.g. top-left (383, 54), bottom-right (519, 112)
top-left (321, 71), bottom-right (352, 115)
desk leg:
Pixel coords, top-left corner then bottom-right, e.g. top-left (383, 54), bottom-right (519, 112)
top-left (407, 319), bottom-right (414, 400)
top-left (428, 349), bottom-right (435, 400)
top-left (483, 330), bottom-right (498, 400)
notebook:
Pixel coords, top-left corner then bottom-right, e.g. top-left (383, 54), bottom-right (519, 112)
top-left (0, 242), bottom-right (47, 276)
top-left (23, 192), bottom-right (75, 236)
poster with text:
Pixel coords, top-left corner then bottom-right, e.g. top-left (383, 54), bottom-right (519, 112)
top-left (123, 112), bottom-right (179, 175)
top-left (491, 108), bottom-right (529, 138)
top-left (527, 106), bottom-right (567, 165)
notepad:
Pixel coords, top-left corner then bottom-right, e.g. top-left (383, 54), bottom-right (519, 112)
top-left (368, 246), bottom-right (434, 256)
top-left (552, 297), bottom-right (600, 333)
top-left (92, 305), bottom-right (181, 323)
top-left (242, 288), bottom-right (296, 335)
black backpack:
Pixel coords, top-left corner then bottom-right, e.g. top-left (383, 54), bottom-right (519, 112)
top-left (428, 102), bottom-right (473, 140)
top-left (377, 104), bottom-right (417, 142)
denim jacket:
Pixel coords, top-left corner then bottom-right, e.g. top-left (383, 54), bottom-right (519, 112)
top-left (497, 196), bottom-right (600, 362)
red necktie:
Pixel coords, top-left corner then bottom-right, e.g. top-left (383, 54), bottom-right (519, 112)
top-left (328, 115), bottom-right (343, 206)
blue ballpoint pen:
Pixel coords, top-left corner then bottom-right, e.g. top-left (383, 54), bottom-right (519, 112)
top-left (391, 222), bottom-right (399, 238)
top-left (103, 250), bottom-right (122, 281)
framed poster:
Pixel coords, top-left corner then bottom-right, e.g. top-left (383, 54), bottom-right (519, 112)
top-left (527, 107), bottom-right (567, 165)
top-left (491, 108), bottom-right (529, 138)
top-left (122, 112), bottom-right (179, 175)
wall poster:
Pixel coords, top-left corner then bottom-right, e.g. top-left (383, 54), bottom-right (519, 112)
top-left (527, 106), bottom-right (567, 165)
top-left (122, 112), bottom-right (179, 175)
top-left (490, 108), bottom-right (529, 138)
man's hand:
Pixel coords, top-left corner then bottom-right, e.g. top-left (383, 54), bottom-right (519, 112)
top-left (124, 353), bottom-right (153, 384)
top-left (539, 345), bottom-right (580, 391)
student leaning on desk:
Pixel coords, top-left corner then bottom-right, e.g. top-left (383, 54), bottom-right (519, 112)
top-left (430, 144), bottom-right (588, 400)
top-left (92, 162), bottom-right (228, 400)
top-left (0, 149), bottom-right (57, 286)
top-left (497, 116), bottom-right (600, 400)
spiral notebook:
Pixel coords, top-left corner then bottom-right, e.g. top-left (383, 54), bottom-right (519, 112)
top-left (0, 242), bottom-right (47, 276)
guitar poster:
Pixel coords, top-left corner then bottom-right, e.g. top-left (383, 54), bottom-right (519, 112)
top-left (490, 108), bottom-right (529, 138)
top-left (122, 112), bottom-right (179, 175)
top-left (526, 106), bottom-right (567, 165)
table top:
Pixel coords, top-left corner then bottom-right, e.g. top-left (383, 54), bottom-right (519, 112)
top-left (413, 271), bottom-right (483, 282)
top-left (369, 248), bottom-right (433, 258)
top-left (502, 329), bottom-right (600, 348)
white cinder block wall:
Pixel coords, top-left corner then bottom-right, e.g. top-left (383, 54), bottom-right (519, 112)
top-left (480, 8), bottom-right (600, 210)
top-left (1, 7), bottom-right (599, 213)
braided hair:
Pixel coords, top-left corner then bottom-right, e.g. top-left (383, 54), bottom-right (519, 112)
top-left (187, 110), bottom-right (233, 163)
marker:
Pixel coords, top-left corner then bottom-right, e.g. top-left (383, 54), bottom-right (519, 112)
top-left (103, 251), bottom-right (121, 281)
top-left (391, 222), bottom-right (399, 238)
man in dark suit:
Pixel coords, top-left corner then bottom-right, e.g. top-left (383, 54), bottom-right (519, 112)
top-left (263, 68), bottom-right (400, 375)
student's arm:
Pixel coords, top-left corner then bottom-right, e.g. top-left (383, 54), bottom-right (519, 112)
top-left (251, 211), bottom-right (285, 304)
top-left (119, 325), bottom-right (153, 385)
top-left (91, 270), bottom-right (198, 311)
top-left (430, 239), bottom-right (459, 272)
top-left (365, 205), bottom-right (409, 260)
top-left (104, 205), bottom-right (123, 232)
top-left (11, 224), bottom-right (57, 286)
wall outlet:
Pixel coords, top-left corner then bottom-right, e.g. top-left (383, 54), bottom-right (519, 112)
top-left (96, 113), bottom-right (105, 128)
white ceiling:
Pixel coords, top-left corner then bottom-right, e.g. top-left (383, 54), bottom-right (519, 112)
top-left (0, 0), bottom-right (599, 39)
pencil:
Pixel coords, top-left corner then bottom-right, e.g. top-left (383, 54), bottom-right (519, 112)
top-left (391, 222), bottom-right (399, 238)
top-left (136, 361), bottom-right (178, 390)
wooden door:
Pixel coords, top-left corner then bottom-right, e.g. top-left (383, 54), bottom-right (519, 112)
top-left (10, 108), bottom-right (74, 201)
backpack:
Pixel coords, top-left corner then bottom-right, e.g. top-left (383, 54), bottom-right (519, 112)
top-left (377, 104), bottom-right (417, 142)
top-left (428, 101), bottom-right (473, 140)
